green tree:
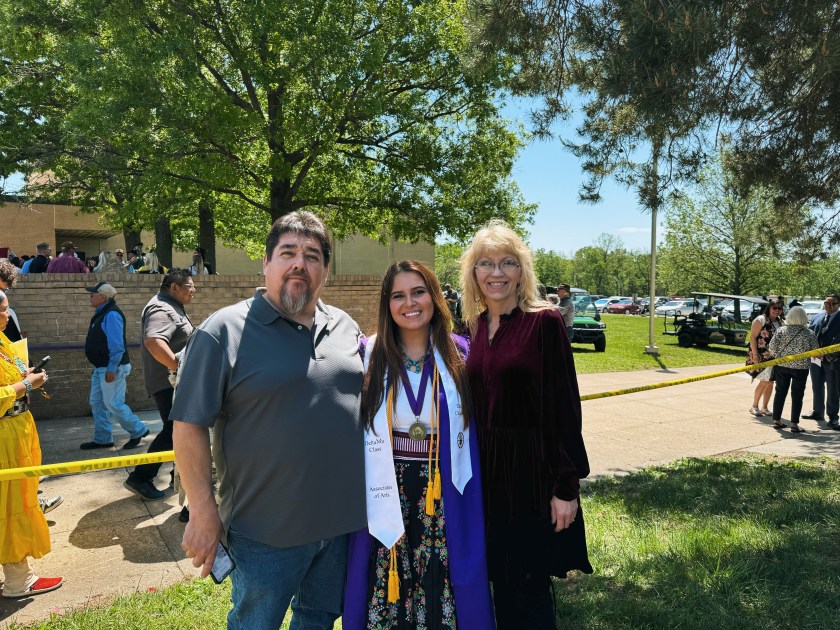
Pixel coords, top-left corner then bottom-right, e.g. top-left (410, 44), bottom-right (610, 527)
top-left (1, 0), bottom-right (534, 254)
top-left (658, 157), bottom-right (809, 297)
top-left (533, 248), bottom-right (573, 286)
top-left (434, 242), bottom-right (465, 289)
top-left (726, 0), bottom-right (840, 222)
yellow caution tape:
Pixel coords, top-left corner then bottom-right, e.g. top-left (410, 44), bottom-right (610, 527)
top-left (0, 451), bottom-right (174, 482)
top-left (580, 342), bottom-right (840, 401)
top-left (3, 343), bottom-right (840, 482)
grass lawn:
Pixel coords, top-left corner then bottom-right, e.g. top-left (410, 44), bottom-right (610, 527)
top-left (573, 314), bottom-right (748, 374)
top-left (15, 455), bottom-right (840, 629)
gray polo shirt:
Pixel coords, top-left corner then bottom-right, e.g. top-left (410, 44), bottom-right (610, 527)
top-left (171, 289), bottom-right (366, 548)
top-left (141, 292), bottom-right (194, 396)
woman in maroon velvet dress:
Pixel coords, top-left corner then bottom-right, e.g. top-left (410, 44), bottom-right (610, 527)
top-left (460, 221), bottom-right (592, 629)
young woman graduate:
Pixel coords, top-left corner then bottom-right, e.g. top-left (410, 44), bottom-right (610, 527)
top-left (344, 260), bottom-right (494, 629)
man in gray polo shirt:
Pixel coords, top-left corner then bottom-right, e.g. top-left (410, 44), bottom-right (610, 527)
top-left (124, 268), bottom-right (195, 502)
top-left (172, 211), bottom-right (365, 629)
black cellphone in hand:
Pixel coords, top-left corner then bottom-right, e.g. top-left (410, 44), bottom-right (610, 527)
top-left (32, 356), bottom-right (50, 372)
top-left (210, 542), bottom-right (235, 584)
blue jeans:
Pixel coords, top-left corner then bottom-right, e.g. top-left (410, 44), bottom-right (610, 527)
top-left (89, 364), bottom-right (147, 444)
top-left (227, 530), bottom-right (348, 630)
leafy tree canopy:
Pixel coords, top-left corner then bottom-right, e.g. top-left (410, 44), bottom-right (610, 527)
top-left (0, 0), bottom-right (534, 254)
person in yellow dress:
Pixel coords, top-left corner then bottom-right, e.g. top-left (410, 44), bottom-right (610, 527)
top-left (0, 289), bottom-right (63, 598)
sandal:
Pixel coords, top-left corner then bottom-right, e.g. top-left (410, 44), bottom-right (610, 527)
top-left (772, 421), bottom-right (787, 429)
top-left (760, 409), bottom-right (771, 416)
top-left (790, 424), bottom-right (804, 433)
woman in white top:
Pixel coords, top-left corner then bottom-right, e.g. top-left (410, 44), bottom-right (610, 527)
top-left (749, 298), bottom-right (784, 417)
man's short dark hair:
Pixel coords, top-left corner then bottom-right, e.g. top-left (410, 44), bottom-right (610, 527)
top-left (0, 261), bottom-right (17, 287)
top-left (265, 211), bottom-right (332, 265)
top-left (36, 242), bottom-right (50, 252)
top-left (61, 241), bottom-right (75, 252)
top-left (160, 268), bottom-right (193, 291)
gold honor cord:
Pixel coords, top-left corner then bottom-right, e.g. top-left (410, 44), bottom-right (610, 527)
top-left (384, 365), bottom-right (441, 603)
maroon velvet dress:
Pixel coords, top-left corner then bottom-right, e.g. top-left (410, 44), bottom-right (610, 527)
top-left (466, 307), bottom-right (593, 581)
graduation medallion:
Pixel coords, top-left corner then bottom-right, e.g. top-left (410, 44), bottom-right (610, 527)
top-left (408, 420), bottom-right (427, 441)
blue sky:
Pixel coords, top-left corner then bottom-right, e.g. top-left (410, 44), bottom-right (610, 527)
top-left (505, 99), bottom-right (663, 255)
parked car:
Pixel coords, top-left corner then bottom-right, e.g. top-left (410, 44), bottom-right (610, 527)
top-left (722, 299), bottom-right (764, 321)
top-left (596, 296), bottom-right (626, 312)
top-left (593, 298), bottom-right (610, 311)
top-left (605, 298), bottom-right (640, 314)
top-left (571, 288), bottom-right (596, 314)
top-left (654, 299), bottom-right (701, 317)
top-left (638, 296), bottom-right (669, 315)
top-left (801, 300), bottom-right (823, 318)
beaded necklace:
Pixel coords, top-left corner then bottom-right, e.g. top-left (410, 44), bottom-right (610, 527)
top-left (0, 342), bottom-right (28, 375)
top-left (401, 346), bottom-right (432, 374)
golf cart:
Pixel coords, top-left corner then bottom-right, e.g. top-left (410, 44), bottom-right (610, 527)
top-left (572, 299), bottom-right (607, 352)
top-left (663, 292), bottom-right (768, 348)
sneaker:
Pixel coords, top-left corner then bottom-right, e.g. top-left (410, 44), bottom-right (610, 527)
top-left (749, 407), bottom-right (762, 416)
top-left (178, 506), bottom-right (190, 523)
top-left (123, 478), bottom-right (166, 501)
top-left (39, 496), bottom-right (64, 515)
top-left (2, 576), bottom-right (63, 598)
top-left (122, 428), bottom-right (150, 450)
top-left (80, 441), bottom-right (114, 450)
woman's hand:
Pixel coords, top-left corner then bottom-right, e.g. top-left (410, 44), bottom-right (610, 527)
top-left (24, 369), bottom-right (48, 389)
top-left (550, 496), bottom-right (578, 533)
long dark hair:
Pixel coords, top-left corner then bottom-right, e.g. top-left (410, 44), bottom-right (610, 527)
top-left (362, 260), bottom-right (472, 430)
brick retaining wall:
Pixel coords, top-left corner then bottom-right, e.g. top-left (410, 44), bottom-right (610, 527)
top-left (10, 273), bottom-right (381, 419)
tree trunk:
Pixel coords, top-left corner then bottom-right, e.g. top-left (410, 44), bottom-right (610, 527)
top-left (198, 200), bottom-right (216, 273)
top-left (154, 215), bottom-right (173, 269)
top-left (123, 226), bottom-right (142, 254)
top-left (269, 176), bottom-right (294, 222)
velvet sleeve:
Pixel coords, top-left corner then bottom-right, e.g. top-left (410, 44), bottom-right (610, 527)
top-left (538, 310), bottom-right (590, 501)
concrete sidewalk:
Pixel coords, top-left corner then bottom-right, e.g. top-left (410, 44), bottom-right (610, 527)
top-left (3, 363), bottom-right (840, 627)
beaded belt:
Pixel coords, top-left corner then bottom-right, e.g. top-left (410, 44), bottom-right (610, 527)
top-left (392, 429), bottom-right (436, 461)
top-left (2, 399), bottom-right (29, 418)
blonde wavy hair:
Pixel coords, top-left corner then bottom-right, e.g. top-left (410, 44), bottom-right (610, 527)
top-left (459, 220), bottom-right (552, 327)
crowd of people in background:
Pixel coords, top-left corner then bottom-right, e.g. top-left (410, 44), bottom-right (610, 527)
top-left (747, 296), bottom-right (840, 434)
top-left (4, 242), bottom-right (215, 276)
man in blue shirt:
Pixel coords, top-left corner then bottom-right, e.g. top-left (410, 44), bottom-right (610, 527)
top-left (80, 282), bottom-right (150, 449)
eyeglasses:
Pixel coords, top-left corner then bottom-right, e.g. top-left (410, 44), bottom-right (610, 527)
top-left (825, 301), bottom-right (839, 306)
top-left (474, 259), bottom-right (520, 273)
top-left (771, 307), bottom-right (783, 311)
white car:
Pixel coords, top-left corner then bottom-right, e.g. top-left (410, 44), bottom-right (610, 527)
top-left (654, 299), bottom-right (701, 317)
top-left (723, 300), bottom-right (763, 319)
top-left (801, 300), bottom-right (823, 319)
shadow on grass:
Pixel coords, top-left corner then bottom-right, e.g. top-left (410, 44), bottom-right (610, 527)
top-left (559, 456), bottom-right (840, 629)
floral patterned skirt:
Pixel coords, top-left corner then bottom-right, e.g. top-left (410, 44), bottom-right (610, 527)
top-left (366, 460), bottom-right (456, 629)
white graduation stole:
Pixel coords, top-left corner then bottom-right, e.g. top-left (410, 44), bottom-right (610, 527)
top-left (364, 338), bottom-right (472, 549)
